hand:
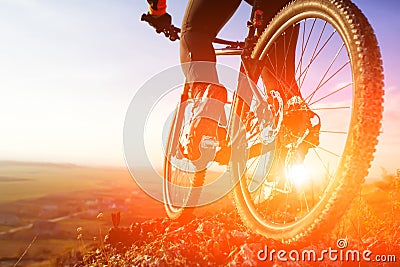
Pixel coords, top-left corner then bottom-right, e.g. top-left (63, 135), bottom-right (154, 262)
top-left (141, 12), bottom-right (179, 41)
top-left (142, 13), bottom-right (172, 33)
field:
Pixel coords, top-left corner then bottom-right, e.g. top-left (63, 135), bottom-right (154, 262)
top-left (0, 161), bottom-right (164, 266)
top-left (0, 161), bottom-right (399, 266)
top-left (0, 161), bottom-right (135, 203)
top-left (69, 172), bottom-right (400, 266)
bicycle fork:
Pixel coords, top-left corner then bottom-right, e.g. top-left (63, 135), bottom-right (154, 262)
top-left (225, 0), bottom-right (283, 165)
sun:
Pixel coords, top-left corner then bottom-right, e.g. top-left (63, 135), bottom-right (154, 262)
top-left (287, 164), bottom-right (311, 189)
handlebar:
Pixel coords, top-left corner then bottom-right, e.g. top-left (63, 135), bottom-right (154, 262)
top-left (141, 13), bottom-right (244, 48)
top-left (141, 13), bottom-right (180, 41)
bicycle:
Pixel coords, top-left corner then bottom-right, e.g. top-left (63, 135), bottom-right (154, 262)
top-left (142, 0), bottom-right (384, 243)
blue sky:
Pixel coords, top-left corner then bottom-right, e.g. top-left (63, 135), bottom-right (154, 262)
top-left (0, 0), bottom-right (398, 179)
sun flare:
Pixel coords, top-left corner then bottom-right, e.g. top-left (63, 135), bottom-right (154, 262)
top-left (287, 164), bottom-right (311, 189)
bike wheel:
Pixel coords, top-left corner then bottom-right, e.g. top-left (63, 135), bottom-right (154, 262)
top-left (231, 0), bottom-right (384, 242)
top-left (163, 97), bottom-right (206, 220)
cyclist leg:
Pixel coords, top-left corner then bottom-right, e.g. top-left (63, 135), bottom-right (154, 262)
top-left (180, 0), bottom-right (241, 87)
top-left (180, 0), bottom-right (241, 162)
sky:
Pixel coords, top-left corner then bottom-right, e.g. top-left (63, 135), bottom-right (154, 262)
top-left (0, 0), bottom-right (399, 179)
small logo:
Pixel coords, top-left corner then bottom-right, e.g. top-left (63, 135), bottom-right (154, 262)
top-left (336, 238), bottom-right (348, 249)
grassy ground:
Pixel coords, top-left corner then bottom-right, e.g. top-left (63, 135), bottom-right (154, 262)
top-left (1, 161), bottom-right (398, 266)
top-left (0, 161), bottom-right (164, 266)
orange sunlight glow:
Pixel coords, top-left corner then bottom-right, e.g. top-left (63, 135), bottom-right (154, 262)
top-left (287, 164), bottom-right (311, 189)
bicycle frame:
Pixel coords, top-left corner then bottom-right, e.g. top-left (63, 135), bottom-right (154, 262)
top-left (223, 0), bottom-right (271, 147)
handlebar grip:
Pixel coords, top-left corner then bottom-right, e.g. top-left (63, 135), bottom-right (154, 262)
top-left (141, 13), bottom-right (180, 41)
top-left (141, 13), bottom-right (150, 22)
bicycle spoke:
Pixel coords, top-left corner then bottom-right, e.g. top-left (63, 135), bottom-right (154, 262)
top-left (255, 162), bottom-right (269, 204)
top-left (264, 53), bottom-right (293, 97)
top-left (282, 30), bottom-right (287, 81)
top-left (309, 60), bottom-right (351, 102)
top-left (305, 43), bottom-right (346, 102)
top-left (319, 130), bottom-right (348, 134)
top-left (266, 53), bottom-right (278, 75)
top-left (309, 82), bottom-right (352, 106)
top-left (295, 19), bottom-right (316, 79)
top-left (265, 64), bottom-right (292, 92)
top-left (298, 19), bottom-right (307, 78)
top-left (303, 139), bottom-right (341, 158)
top-left (312, 148), bottom-right (334, 183)
top-left (247, 156), bottom-right (258, 171)
top-left (280, 25), bottom-right (296, 83)
top-left (311, 106), bottom-right (350, 111)
top-left (296, 29), bottom-right (336, 90)
top-left (298, 21), bottom-right (327, 90)
top-left (249, 158), bottom-right (262, 186)
top-left (287, 130), bottom-right (341, 158)
top-left (303, 192), bottom-right (310, 213)
top-left (283, 188), bottom-right (291, 224)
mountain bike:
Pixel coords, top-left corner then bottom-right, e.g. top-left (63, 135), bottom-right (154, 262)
top-left (142, 0), bottom-right (384, 243)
